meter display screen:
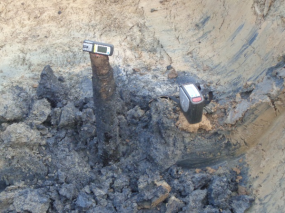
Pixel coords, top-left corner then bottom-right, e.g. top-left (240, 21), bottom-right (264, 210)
top-left (97, 46), bottom-right (107, 53)
top-left (83, 40), bottom-right (114, 56)
top-left (184, 84), bottom-right (200, 98)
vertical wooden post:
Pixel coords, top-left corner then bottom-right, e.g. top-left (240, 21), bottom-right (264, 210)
top-left (89, 53), bottom-right (118, 165)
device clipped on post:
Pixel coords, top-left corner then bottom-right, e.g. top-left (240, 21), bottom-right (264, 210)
top-left (83, 40), bottom-right (114, 56)
top-left (179, 84), bottom-right (205, 124)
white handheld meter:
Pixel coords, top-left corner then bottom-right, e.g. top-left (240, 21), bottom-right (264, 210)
top-left (179, 84), bottom-right (205, 124)
top-left (83, 40), bottom-right (114, 56)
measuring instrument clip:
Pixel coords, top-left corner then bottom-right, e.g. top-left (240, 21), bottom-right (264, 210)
top-left (83, 40), bottom-right (114, 56)
top-left (179, 84), bottom-right (205, 124)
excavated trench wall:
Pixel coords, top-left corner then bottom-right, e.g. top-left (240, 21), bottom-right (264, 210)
top-left (0, 0), bottom-right (285, 212)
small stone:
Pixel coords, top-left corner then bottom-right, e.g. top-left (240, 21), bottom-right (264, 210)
top-left (28, 99), bottom-right (51, 125)
top-left (206, 167), bottom-right (216, 174)
top-left (76, 192), bottom-right (94, 209)
top-left (168, 166), bottom-right (184, 178)
top-left (58, 102), bottom-right (79, 128)
top-left (166, 196), bottom-right (184, 213)
top-left (191, 173), bottom-right (211, 190)
top-left (199, 205), bottom-right (221, 213)
top-left (32, 84), bottom-right (38, 88)
top-left (168, 69), bottom-right (178, 79)
top-left (84, 185), bottom-right (91, 194)
top-left (137, 180), bottom-right (171, 209)
top-left (235, 93), bottom-right (242, 102)
top-left (151, 185), bottom-right (170, 208)
top-left (230, 195), bottom-right (254, 213)
top-left (36, 124), bottom-right (49, 135)
top-left (1, 122), bottom-right (43, 146)
top-left (113, 174), bottom-right (130, 192)
top-left (277, 54), bottom-right (285, 62)
top-left (155, 180), bottom-right (171, 193)
top-left (236, 176), bottom-right (243, 183)
top-left (238, 185), bottom-right (248, 195)
top-left (127, 105), bottom-right (145, 124)
top-left (53, 199), bottom-right (64, 212)
top-left (203, 65), bottom-right (210, 71)
top-left (0, 87), bottom-right (31, 123)
top-left (244, 81), bottom-right (254, 88)
top-left (51, 108), bottom-right (62, 126)
top-left (0, 123), bottom-right (9, 131)
top-left (166, 65), bottom-right (173, 70)
top-left (90, 181), bottom-right (111, 198)
top-left (185, 189), bottom-right (207, 211)
top-left (37, 65), bottom-right (68, 107)
top-left (91, 186), bottom-right (107, 198)
top-left (13, 188), bottom-right (50, 213)
top-left (232, 167), bottom-right (241, 175)
top-left (59, 183), bottom-right (78, 200)
top-left (208, 176), bottom-right (232, 209)
top-left (195, 169), bottom-right (202, 173)
top-left (79, 123), bottom-right (96, 142)
top-left (58, 76), bottom-right (65, 82)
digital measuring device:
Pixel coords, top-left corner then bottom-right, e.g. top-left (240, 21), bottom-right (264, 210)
top-left (179, 84), bottom-right (205, 124)
top-left (83, 40), bottom-right (114, 56)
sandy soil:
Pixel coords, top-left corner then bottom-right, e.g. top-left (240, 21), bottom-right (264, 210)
top-left (246, 110), bottom-right (285, 212)
top-left (1, 0), bottom-right (285, 212)
top-left (1, 0), bottom-right (285, 90)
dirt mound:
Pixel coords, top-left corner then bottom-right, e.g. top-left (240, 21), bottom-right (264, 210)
top-left (0, 66), bottom-right (256, 213)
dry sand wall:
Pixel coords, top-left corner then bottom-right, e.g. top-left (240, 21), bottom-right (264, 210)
top-left (139, 0), bottom-right (285, 91)
top-left (1, 0), bottom-right (284, 90)
top-left (1, 0), bottom-right (285, 212)
top-left (246, 110), bottom-right (285, 213)
top-left (0, 0), bottom-right (169, 89)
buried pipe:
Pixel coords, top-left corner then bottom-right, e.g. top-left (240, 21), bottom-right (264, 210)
top-left (89, 53), bottom-right (119, 165)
